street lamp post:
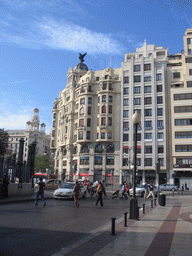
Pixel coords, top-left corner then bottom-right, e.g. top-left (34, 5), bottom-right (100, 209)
top-left (130, 110), bottom-right (141, 220)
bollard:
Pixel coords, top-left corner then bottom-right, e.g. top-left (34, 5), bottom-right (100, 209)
top-left (151, 200), bottom-right (153, 208)
top-left (111, 217), bottom-right (116, 235)
top-left (143, 204), bottom-right (145, 214)
top-left (154, 199), bottom-right (156, 206)
top-left (124, 212), bottom-right (128, 227)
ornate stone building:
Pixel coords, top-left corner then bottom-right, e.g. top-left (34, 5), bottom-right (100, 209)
top-left (50, 55), bottom-right (121, 183)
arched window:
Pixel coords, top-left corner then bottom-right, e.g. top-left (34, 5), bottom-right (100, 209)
top-left (102, 105), bottom-right (106, 113)
top-left (95, 144), bottom-right (103, 153)
top-left (106, 144), bottom-right (115, 153)
top-left (79, 107), bottom-right (84, 115)
top-left (81, 145), bottom-right (89, 153)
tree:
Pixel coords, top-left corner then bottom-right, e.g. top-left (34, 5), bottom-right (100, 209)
top-left (34, 155), bottom-right (53, 173)
top-left (0, 129), bottom-right (9, 156)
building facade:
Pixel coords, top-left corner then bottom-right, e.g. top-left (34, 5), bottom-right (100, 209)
top-left (50, 57), bottom-right (122, 183)
top-left (120, 41), bottom-right (169, 185)
top-left (168, 28), bottom-right (192, 189)
top-left (8, 108), bottom-right (50, 161)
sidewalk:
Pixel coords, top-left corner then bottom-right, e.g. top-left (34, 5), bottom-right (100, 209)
top-left (52, 192), bottom-right (192, 256)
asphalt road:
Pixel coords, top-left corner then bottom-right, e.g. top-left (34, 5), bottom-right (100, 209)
top-left (0, 192), bottom-right (145, 256)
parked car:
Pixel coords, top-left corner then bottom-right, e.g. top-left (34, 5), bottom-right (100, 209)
top-left (159, 184), bottom-right (178, 191)
top-left (129, 184), bottom-right (160, 197)
top-left (45, 179), bottom-right (63, 190)
top-left (53, 182), bottom-right (87, 199)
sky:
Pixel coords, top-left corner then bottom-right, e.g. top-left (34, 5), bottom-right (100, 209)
top-left (0, 0), bottom-right (192, 134)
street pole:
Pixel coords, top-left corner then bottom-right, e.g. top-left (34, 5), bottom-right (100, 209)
top-left (130, 110), bottom-right (141, 220)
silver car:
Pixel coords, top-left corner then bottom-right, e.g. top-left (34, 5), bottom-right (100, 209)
top-left (159, 184), bottom-right (178, 191)
top-left (53, 182), bottom-right (87, 199)
top-left (129, 184), bottom-right (159, 197)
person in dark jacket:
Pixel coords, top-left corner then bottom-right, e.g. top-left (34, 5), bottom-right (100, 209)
top-left (95, 182), bottom-right (104, 206)
top-left (73, 181), bottom-right (81, 207)
top-left (35, 177), bottom-right (46, 206)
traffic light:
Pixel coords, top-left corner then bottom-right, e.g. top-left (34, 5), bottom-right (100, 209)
top-left (74, 163), bottom-right (77, 173)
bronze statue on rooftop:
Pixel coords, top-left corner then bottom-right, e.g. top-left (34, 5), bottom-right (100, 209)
top-left (79, 52), bottom-right (87, 63)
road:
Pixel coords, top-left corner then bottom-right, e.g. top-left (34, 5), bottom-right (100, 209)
top-left (0, 191), bottom-right (137, 256)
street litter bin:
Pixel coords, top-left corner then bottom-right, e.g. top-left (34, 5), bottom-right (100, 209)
top-left (159, 194), bottom-right (166, 206)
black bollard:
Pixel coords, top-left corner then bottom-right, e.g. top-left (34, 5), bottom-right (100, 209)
top-left (143, 204), bottom-right (145, 214)
top-left (124, 212), bottom-right (128, 227)
top-left (151, 200), bottom-right (153, 208)
top-left (154, 199), bottom-right (156, 206)
top-left (111, 217), bottom-right (116, 235)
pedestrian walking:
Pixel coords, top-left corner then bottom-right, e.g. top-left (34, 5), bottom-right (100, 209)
top-left (73, 181), bottom-right (81, 207)
top-left (102, 180), bottom-right (107, 196)
top-left (121, 181), bottom-right (128, 200)
top-left (2, 171), bottom-right (9, 198)
top-left (35, 177), bottom-right (46, 206)
top-left (95, 181), bottom-right (104, 206)
top-left (125, 182), bottom-right (129, 196)
top-left (144, 182), bottom-right (148, 199)
top-left (146, 183), bottom-right (155, 200)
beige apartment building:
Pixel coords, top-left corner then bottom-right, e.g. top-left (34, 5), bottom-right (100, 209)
top-left (120, 41), bottom-right (169, 186)
top-left (50, 57), bottom-right (121, 183)
top-left (8, 108), bottom-right (50, 161)
top-left (168, 28), bottom-right (192, 189)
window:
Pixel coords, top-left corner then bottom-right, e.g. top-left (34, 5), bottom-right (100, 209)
top-left (98, 97), bottom-right (100, 103)
top-left (144, 76), bottom-right (151, 82)
top-left (98, 106), bottom-right (100, 114)
top-left (103, 83), bottom-right (107, 90)
top-left (88, 97), bottom-right (92, 104)
top-left (158, 133), bottom-right (164, 140)
top-left (87, 118), bottom-right (91, 127)
top-left (158, 158), bottom-right (164, 166)
top-left (80, 98), bottom-right (85, 104)
top-left (124, 76), bottom-right (129, 83)
top-left (133, 133), bottom-right (141, 141)
top-left (108, 117), bottom-right (112, 126)
top-left (101, 132), bottom-right (105, 139)
top-left (144, 64), bottom-right (151, 71)
top-left (107, 132), bottom-right (112, 139)
top-left (175, 145), bottom-right (192, 152)
top-left (105, 75), bottom-right (109, 79)
top-left (53, 113), bottom-right (56, 119)
top-left (88, 107), bottom-right (91, 115)
top-left (156, 74), bottom-right (162, 81)
top-left (86, 131), bottom-right (90, 140)
top-left (145, 158), bottom-right (152, 166)
top-left (107, 144), bottom-right (115, 153)
top-left (189, 49), bottom-right (192, 55)
top-left (134, 87), bottom-right (141, 94)
top-left (175, 131), bottom-right (192, 138)
top-left (157, 108), bottom-right (163, 116)
top-left (102, 95), bottom-right (107, 102)
top-left (109, 96), bottom-right (113, 102)
top-left (97, 118), bottom-right (99, 126)
top-left (106, 156), bottom-right (114, 165)
top-left (157, 85), bottom-right (162, 92)
top-left (108, 105), bottom-right (112, 114)
top-left (80, 158), bottom-right (89, 165)
top-left (187, 81), bottom-right (192, 87)
top-left (144, 97), bottom-right (152, 105)
top-left (145, 146), bottom-right (152, 154)
top-left (123, 110), bottom-right (129, 117)
top-left (123, 99), bottom-right (129, 106)
top-left (158, 146), bottom-right (164, 153)
top-left (145, 121), bottom-right (152, 130)
top-left (175, 119), bottom-right (192, 126)
top-left (145, 133), bottom-right (152, 140)
top-left (157, 120), bottom-right (164, 129)
top-left (173, 72), bottom-right (180, 79)
top-left (174, 106), bottom-right (192, 113)
top-left (123, 134), bottom-right (129, 141)
top-left (145, 109), bottom-right (152, 116)
top-left (52, 130), bottom-right (55, 137)
top-left (109, 83), bottom-right (113, 90)
top-left (123, 122), bottom-right (129, 131)
top-left (79, 107), bottom-right (84, 115)
top-left (144, 86), bottom-right (151, 93)
top-left (187, 38), bottom-right (191, 44)
top-left (53, 121), bottom-right (56, 127)
top-left (88, 85), bottom-right (92, 92)
top-left (134, 98), bottom-right (141, 105)
top-left (123, 87), bottom-right (129, 95)
top-left (94, 157), bottom-right (102, 165)
top-left (189, 69), bottom-right (192, 75)
top-left (174, 93), bottom-right (192, 100)
top-left (96, 76), bottom-right (100, 81)
top-left (185, 57), bottom-right (192, 63)
top-left (134, 65), bottom-right (141, 72)
top-left (79, 118), bottom-right (84, 126)
top-left (78, 131), bottom-right (83, 140)
top-left (134, 75), bottom-right (141, 83)
top-left (157, 96), bottom-right (163, 104)
top-left (101, 117), bottom-right (106, 125)
top-left (95, 144), bottom-right (103, 153)
top-left (102, 105), bottom-right (106, 113)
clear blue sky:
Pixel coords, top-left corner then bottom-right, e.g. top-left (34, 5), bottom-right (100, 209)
top-left (0, 0), bottom-right (192, 134)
